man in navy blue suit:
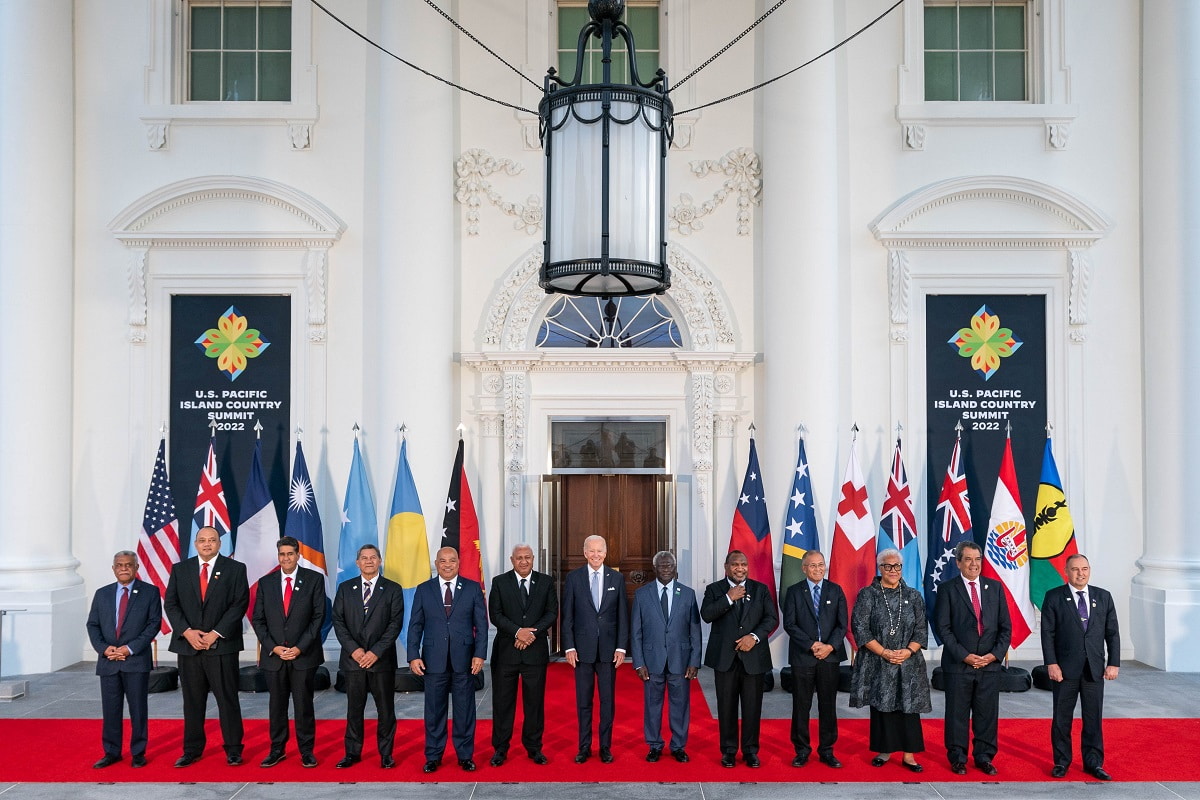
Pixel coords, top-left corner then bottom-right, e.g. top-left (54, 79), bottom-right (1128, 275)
top-left (1041, 553), bottom-right (1120, 781)
top-left (408, 546), bottom-right (488, 774)
top-left (562, 534), bottom-right (628, 764)
top-left (86, 550), bottom-right (163, 769)
top-left (630, 550), bottom-right (701, 764)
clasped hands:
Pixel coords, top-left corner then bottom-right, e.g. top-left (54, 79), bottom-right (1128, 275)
top-left (103, 645), bottom-right (130, 661)
top-left (182, 628), bottom-right (220, 651)
top-left (272, 645), bottom-right (302, 661)
top-left (964, 653), bottom-right (997, 669)
top-left (881, 647), bottom-right (915, 665)
top-left (513, 627), bottom-right (537, 650)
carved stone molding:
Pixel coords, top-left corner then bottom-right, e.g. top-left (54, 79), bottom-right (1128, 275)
top-left (478, 413), bottom-right (504, 438)
top-left (144, 123), bottom-right (168, 151)
top-left (305, 249), bottom-right (327, 326)
top-left (503, 372), bottom-right (528, 467)
top-left (481, 244), bottom-right (737, 353)
top-left (128, 249), bottom-right (149, 343)
top-left (288, 123), bottom-right (312, 151)
top-left (508, 474), bottom-right (521, 509)
top-left (1068, 249), bottom-right (1090, 326)
top-left (690, 373), bottom-right (715, 459)
top-left (1047, 122), bottom-right (1070, 151)
top-left (454, 149), bottom-right (542, 236)
top-left (903, 124), bottom-right (926, 152)
top-left (888, 249), bottom-right (910, 325)
top-left (670, 148), bottom-right (761, 236)
top-left (713, 414), bottom-right (738, 439)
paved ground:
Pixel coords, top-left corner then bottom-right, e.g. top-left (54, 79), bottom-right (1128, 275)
top-left (1, 658), bottom-right (1198, 799)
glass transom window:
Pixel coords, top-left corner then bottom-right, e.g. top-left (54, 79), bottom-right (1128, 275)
top-left (537, 296), bottom-right (681, 348)
top-left (188, 1), bottom-right (292, 101)
top-left (556, 1), bottom-right (660, 85)
top-left (924, 1), bottom-right (1027, 101)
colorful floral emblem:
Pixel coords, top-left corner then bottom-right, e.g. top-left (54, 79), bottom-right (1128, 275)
top-left (986, 520), bottom-right (1029, 571)
top-left (948, 305), bottom-right (1022, 381)
top-left (194, 306), bottom-right (270, 381)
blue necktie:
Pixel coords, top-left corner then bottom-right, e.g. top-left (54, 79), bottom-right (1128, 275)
top-left (812, 583), bottom-right (822, 640)
top-left (1077, 590), bottom-right (1089, 631)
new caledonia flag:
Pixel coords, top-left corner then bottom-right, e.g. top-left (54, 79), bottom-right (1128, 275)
top-left (1029, 435), bottom-right (1078, 608)
top-left (729, 436), bottom-right (778, 619)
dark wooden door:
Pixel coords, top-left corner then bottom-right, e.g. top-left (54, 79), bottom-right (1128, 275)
top-left (545, 473), bottom-right (672, 653)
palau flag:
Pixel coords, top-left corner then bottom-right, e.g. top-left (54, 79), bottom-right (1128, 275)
top-left (1029, 436), bottom-right (1078, 608)
top-left (728, 437), bottom-right (778, 623)
top-left (234, 440), bottom-right (281, 620)
top-left (877, 436), bottom-right (922, 591)
top-left (338, 437), bottom-right (379, 584)
top-left (286, 442), bottom-right (333, 641)
top-left (779, 437), bottom-right (820, 594)
top-left (385, 438), bottom-right (431, 646)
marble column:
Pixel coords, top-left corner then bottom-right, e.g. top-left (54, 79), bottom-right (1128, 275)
top-left (1132, 0), bottom-right (1200, 670)
top-left (363, 0), bottom-right (456, 575)
top-left (759, 0), bottom-right (845, 568)
top-left (0, 0), bottom-right (86, 673)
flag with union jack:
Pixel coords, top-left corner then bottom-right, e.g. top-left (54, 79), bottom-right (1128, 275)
top-left (922, 432), bottom-right (973, 643)
top-left (189, 437), bottom-right (232, 556)
top-left (136, 438), bottom-right (180, 635)
top-left (877, 436), bottom-right (921, 591)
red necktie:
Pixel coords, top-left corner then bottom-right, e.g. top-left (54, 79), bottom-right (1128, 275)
top-left (200, 561), bottom-right (210, 602)
top-left (283, 576), bottom-right (293, 615)
top-left (969, 580), bottom-right (983, 636)
top-left (116, 586), bottom-right (130, 639)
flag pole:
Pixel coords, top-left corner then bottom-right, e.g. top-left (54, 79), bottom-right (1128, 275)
top-left (209, 418), bottom-right (217, 438)
top-left (398, 422), bottom-right (407, 442)
top-left (955, 418), bottom-right (963, 438)
top-left (353, 422), bottom-right (360, 440)
top-left (457, 422), bottom-right (465, 440)
top-left (254, 419), bottom-right (263, 440)
top-left (851, 422), bottom-right (859, 443)
top-left (797, 422), bottom-right (807, 441)
top-left (895, 420), bottom-right (903, 448)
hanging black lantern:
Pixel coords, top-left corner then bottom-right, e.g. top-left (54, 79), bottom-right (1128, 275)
top-left (539, 0), bottom-right (673, 297)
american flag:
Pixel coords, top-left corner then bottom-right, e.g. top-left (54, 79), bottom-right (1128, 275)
top-left (922, 433), bottom-right (973, 641)
top-left (136, 439), bottom-right (180, 634)
top-left (189, 438), bottom-right (232, 556)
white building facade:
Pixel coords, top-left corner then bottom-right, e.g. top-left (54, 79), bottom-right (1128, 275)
top-left (1, 0), bottom-right (1194, 672)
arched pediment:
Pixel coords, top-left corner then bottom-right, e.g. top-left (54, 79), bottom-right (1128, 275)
top-left (480, 243), bottom-right (739, 352)
top-left (870, 175), bottom-right (1113, 249)
top-left (109, 175), bottom-right (345, 246)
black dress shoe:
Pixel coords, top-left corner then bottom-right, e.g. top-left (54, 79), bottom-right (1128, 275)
top-left (951, 762), bottom-right (967, 775)
top-left (422, 760), bottom-right (440, 773)
top-left (646, 747), bottom-right (662, 762)
top-left (93, 755), bottom-right (121, 769)
top-left (977, 761), bottom-right (998, 776)
top-left (1086, 766), bottom-right (1112, 781)
top-left (490, 751), bottom-right (507, 767)
top-left (131, 755), bottom-right (147, 768)
top-left (300, 754), bottom-right (317, 768)
top-left (336, 755), bottom-right (361, 769)
top-left (1051, 765), bottom-right (1068, 778)
top-left (574, 748), bottom-right (590, 764)
top-left (792, 754), bottom-right (809, 767)
top-left (721, 754), bottom-right (735, 768)
top-left (260, 751), bottom-right (286, 768)
top-left (599, 747), bottom-right (614, 763)
top-left (871, 754), bottom-right (889, 767)
top-left (459, 759), bottom-right (476, 772)
top-left (530, 751), bottom-right (549, 765)
top-left (902, 759), bottom-right (924, 773)
top-left (226, 754), bottom-right (243, 766)
top-left (744, 754), bottom-right (761, 768)
top-left (671, 749), bottom-right (689, 763)
top-left (819, 753), bottom-right (842, 769)
top-left (175, 754), bottom-right (200, 768)
top-left (381, 756), bottom-right (395, 769)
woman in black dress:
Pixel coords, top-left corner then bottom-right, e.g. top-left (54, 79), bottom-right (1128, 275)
top-left (849, 547), bottom-right (932, 772)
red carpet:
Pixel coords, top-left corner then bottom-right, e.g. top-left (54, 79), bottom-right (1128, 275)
top-left (3, 664), bottom-right (1196, 782)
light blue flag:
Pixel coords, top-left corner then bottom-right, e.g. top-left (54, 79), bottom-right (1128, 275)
top-left (339, 437), bottom-right (379, 584)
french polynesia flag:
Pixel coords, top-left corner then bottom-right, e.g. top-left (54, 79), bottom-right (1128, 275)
top-left (728, 438), bottom-right (778, 624)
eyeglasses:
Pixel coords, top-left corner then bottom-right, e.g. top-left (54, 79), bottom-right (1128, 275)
top-left (879, 563), bottom-right (903, 572)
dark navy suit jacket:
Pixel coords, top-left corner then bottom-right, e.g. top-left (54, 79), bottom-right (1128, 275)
top-left (1040, 583), bottom-right (1120, 679)
top-left (630, 580), bottom-right (701, 675)
top-left (561, 564), bottom-right (628, 663)
top-left (86, 579), bottom-right (162, 675)
top-left (782, 579), bottom-right (848, 666)
top-left (936, 575), bottom-right (1011, 672)
top-left (406, 575), bottom-right (488, 673)
top-left (251, 566), bottom-right (326, 671)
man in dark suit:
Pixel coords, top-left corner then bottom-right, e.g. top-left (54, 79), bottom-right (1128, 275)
top-left (782, 549), bottom-right (848, 769)
top-left (630, 550), bottom-right (701, 764)
top-left (408, 546), bottom-right (488, 774)
top-left (936, 540), bottom-right (1012, 776)
top-left (701, 549), bottom-right (777, 768)
top-left (163, 526), bottom-right (249, 767)
top-left (1041, 553), bottom-right (1120, 781)
top-left (561, 534), bottom-right (628, 763)
top-left (487, 543), bottom-right (558, 766)
top-left (86, 550), bottom-right (163, 769)
top-left (251, 535), bottom-right (325, 768)
top-left (332, 543), bottom-right (404, 769)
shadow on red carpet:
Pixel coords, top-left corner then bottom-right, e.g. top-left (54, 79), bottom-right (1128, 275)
top-left (3, 664), bottom-right (1195, 782)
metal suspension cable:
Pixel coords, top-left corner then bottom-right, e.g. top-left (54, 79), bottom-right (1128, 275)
top-left (673, 0), bottom-right (791, 89)
top-left (422, 0), bottom-right (541, 90)
top-left (308, 0), bottom-right (537, 115)
top-left (674, 0), bottom-right (905, 116)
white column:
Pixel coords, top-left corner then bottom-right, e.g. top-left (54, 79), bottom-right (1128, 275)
top-left (759, 0), bottom-right (844, 559)
top-left (1132, 0), bottom-right (1200, 670)
top-left (0, 0), bottom-right (86, 673)
top-left (363, 0), bottom-right (457, 559)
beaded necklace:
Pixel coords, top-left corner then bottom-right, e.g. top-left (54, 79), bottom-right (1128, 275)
top-left (880, 582), bottom-right (903, 638)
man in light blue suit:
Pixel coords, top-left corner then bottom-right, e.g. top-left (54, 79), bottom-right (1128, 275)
top-left (630, 550), bottom-right (701, 764)
top-left (408, 547), bottom-right (488, 774)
